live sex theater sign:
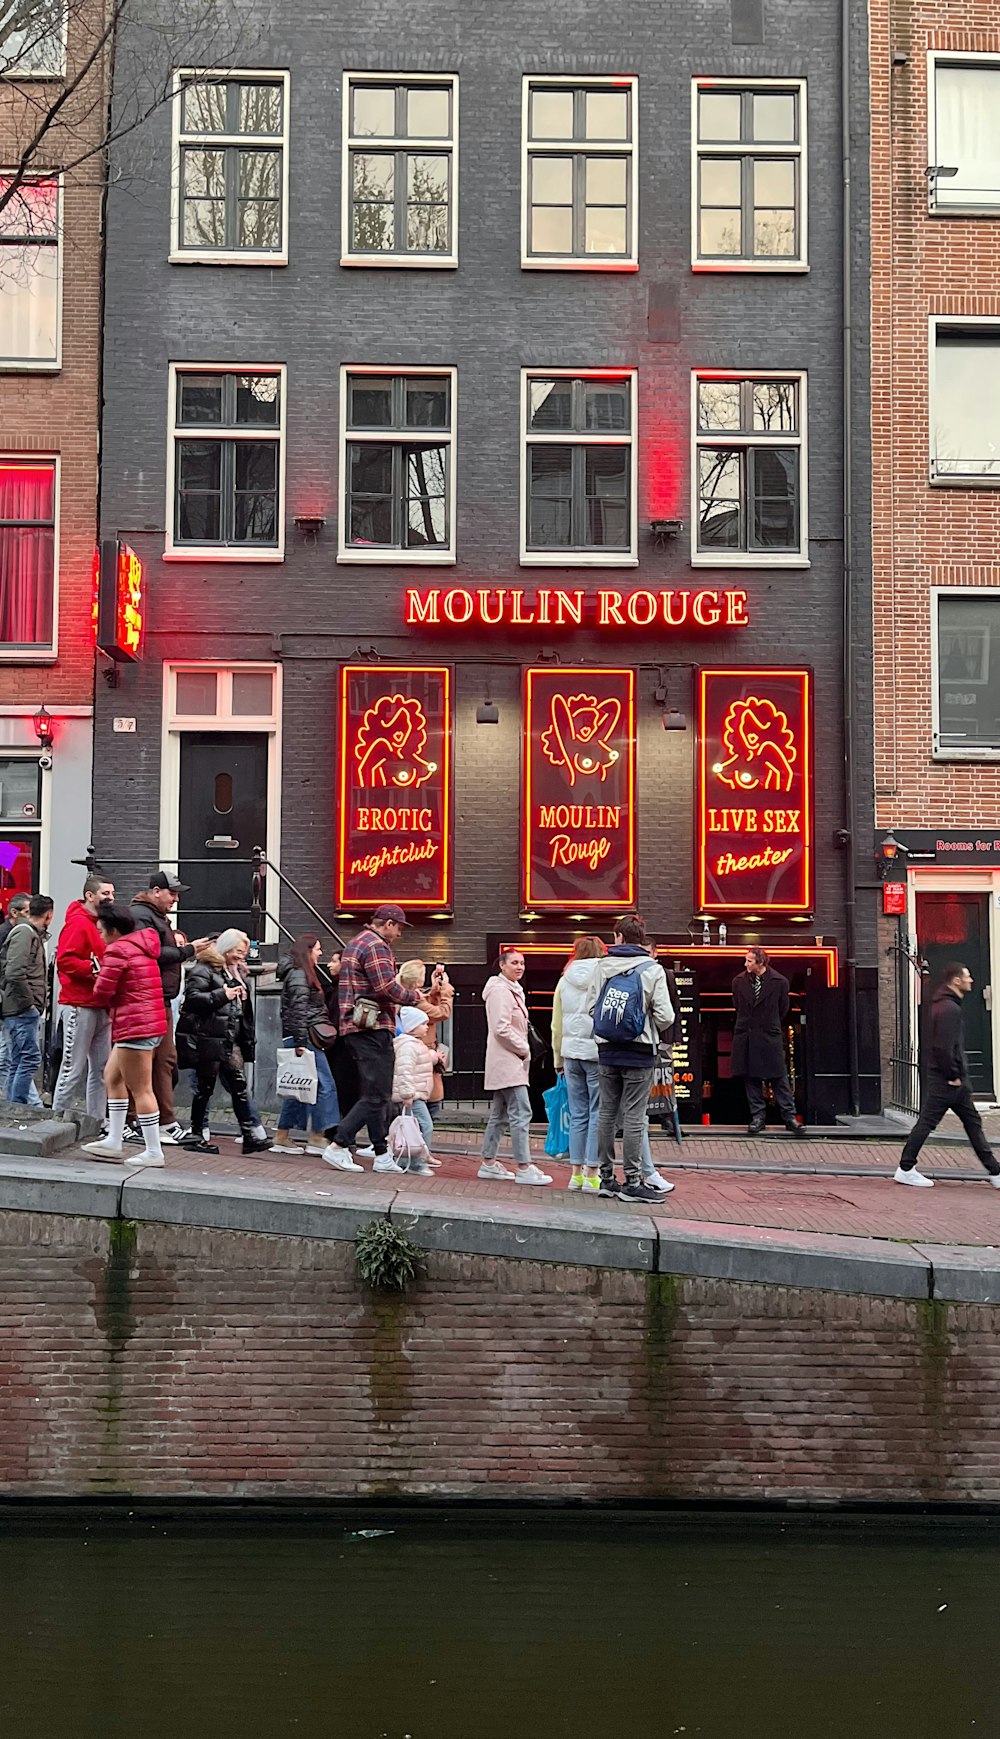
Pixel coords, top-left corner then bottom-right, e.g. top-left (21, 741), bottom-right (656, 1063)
top-left (523, 667), bottom-right (636, 910)
top-left (337, 665), bottom-right (452, 910)
top-left (697, 668), bottom-right (813, 914)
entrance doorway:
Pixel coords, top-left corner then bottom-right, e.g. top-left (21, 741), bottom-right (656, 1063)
top-left (179, 733), bottom-right (268, 936)
top-left (916, 890), bottom-right (994, 1097)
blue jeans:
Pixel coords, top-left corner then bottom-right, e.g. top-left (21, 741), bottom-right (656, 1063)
top-left (5, 1009), bottom-right (42, 1105)
top-left (563, 1056), bottom-right (600, 1167)
top-left (278, 1039), bottom-right (340, 1136)
top-left (0, 1018), bottom-right (42, 1107)
top-left (408, 1099), bottom-right (434, 1144)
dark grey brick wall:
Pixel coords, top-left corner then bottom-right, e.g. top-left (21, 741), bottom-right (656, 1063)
top-left (94, 0), bottom-right (874, 1072)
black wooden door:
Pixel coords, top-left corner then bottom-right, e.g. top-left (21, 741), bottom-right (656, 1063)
top-left (178, 733), bottom-right (268, 936)
top-left (916, 891), bottom-right (994, 1097)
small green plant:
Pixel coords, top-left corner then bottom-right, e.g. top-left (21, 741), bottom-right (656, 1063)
top-left (356, 1217), bottom-right (421, 1291)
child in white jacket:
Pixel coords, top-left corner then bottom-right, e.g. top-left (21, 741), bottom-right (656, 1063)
top-left (392, 1007), bottom-right (436, 1172)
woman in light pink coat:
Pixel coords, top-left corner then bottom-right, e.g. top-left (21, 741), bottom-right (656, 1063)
top-left (478, 948), bottom-right (552, 1186)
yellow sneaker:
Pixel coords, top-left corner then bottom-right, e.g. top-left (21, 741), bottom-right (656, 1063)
top-left (568, 1170), bottom-right (585, 1191)
top-left (581, 1171), bottom-right (600, 1192)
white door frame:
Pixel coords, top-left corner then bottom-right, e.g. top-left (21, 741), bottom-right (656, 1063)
top-left (908, 868), bottom-right (1000, 1105)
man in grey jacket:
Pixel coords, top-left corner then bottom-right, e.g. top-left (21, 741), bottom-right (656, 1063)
top-left (586, 914), bottom-right (675, 1203)
top-left (0, 894), bottom-right (54, 1103)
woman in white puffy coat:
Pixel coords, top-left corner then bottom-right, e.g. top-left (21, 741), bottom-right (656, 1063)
top-left (552, 936), bottom-right (606, 1188)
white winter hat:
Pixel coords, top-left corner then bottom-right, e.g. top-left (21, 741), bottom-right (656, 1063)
top-left (398, 1007), bottom-right (429, 1035)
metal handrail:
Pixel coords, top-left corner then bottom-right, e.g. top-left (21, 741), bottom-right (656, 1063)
top-left (251, 848), bottom-right (346, 951)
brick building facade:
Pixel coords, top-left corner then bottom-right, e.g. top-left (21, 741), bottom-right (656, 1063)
top-left (871, 4), bottom-right (1000, 1108)
top-left (93, 0), bottom-right (878, 1121)
top-left (0, 2), bottom-right (106, 921)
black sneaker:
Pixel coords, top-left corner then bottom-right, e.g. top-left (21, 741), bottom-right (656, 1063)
top-left (597, 1178), bottom-right (621, 1198)
top-left (786, 1122), bottom-right (808, 1138)
top-left (123, 1122), bottom-right (143, 1144)
top-left (242, 1133), bottom-right (272, 1155)
top-left (620, 1182), bottom-right (663, 1204)
top-left (180, 1134), bottom-right (219, 1154)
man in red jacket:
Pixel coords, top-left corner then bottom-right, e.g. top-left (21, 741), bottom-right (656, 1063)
top-left (51, 872), bottom-right (115, 1122)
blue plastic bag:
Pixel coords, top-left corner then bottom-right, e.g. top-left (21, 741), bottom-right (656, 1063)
top-left (543, 1073), bottom-right (571, 1158)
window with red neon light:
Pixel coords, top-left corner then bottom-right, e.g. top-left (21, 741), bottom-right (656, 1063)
top-left (696, 667), bottom-right (813, 913)
top-left (336, 664), bottom-right (452, 910)
top-left (0, 460), bottom-right (55, 650)
top-left (522, 666), bottom-right (635, 909)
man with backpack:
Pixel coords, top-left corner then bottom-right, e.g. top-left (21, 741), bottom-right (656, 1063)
top-left (0, 894), bottom-right (54, 1103)
top-left (586, 914), bottom-right (675, 1203)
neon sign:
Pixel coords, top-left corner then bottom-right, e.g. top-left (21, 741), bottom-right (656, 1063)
top-left (697, 668), bottom-right (813, 913)
top-left (405, 587), bottom-right (749, 630)
top-left (523, 668), bottom-right (635, 909)
top-left (96, 539), bottom-right (144, 662)
top-left (337, 665), bottom-right (452, 910)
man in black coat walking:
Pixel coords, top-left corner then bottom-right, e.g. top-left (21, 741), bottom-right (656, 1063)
top-left (895, 962), bottom-right (1000, 1188)
top-left (732, 946), bottom-right (805, 1136)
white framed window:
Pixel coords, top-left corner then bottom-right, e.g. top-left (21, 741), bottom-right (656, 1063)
top-left (0, 455), bottom-right (58, 658)
top-left (0, 173), bottom-right (60, 367)
top-left (928, 53), bottom-right (1000, 214)
top-left (341, 73), bottom-right (458, 267)
top-left (166, 663), bottom-right (279, 726)
top-left (165, 363), bottom-right (286, 561)
top-left (930, 319), bottom-right (1000, 483)
top-left (932, 589), bottom-right (1000, 759)
top-left (692, 371), bottom-right (808, 566)
top-left (339, 366), bottom-right (456, 563)
top-left (0, 1), bottom-right (66, 79)
top-left (170, 69), bottom-right (290, 264)
top-left (521, 369), bottom-right (637, 566)
top-left (691, 77), bottom-right (806, 269)
top-left (521, 76), bottom-right (638, 270)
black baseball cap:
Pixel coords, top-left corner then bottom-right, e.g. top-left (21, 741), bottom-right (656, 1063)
top-left (372, 903), bottom-right (410, 926)
top-left (149, 871), bottom-right (189, 894)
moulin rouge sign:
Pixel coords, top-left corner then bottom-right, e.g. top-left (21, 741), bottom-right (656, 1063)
top-left (697, 668), bottom-right (813, 913)
top-left (523, 668), bottom-right (635, 910)
top-left (336, 665), bottom-right (452, 911)
top-left (405, 586), bottom-right (750, 630)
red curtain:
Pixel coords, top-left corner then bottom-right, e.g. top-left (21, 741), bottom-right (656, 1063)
top-left (0, 464), bottom-right (54, 645)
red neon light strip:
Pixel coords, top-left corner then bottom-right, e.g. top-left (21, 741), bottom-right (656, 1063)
top-left (509, 942), bottom-right (839, 989)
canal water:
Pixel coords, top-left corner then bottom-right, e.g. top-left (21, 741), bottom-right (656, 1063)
top-left (0, 1509), bottom-right (996, 1738)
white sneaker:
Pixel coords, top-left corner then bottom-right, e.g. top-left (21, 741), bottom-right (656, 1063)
top-left (645, 1171), bottom-right (676, 1194)
top-left (136, 1152), bottom-right (165, 1168)
top-left (990, 1175), bottom-right (1000, 1189)
top-left (272, 1138), bottom-right (305, 1155)
top-left (516, 1163), bottom-right (553, 1186)
top-left (373, 1153), bottom-right (405, 1174)
top-left (82, 1139), bottom-right (125, 1160)
top-left (304, 1142), bottom-right (329, 1157)
top-left (159, 1122), bottom-right (190, 1145)
top-left (477, 1159), bottom-right (516, 1181)
top-left (323, 1144), bottom-right (364, 1172)
top-left (354, 1145), bottom-right (377, 1160)
top-left (893, 1165), bottom-right (934, 1188)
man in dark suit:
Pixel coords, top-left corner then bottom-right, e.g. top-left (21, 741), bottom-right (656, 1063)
top-left (895, 962), bottom-right (1000, 1189)
top-left (732, 946), bottom-right (805, 1136)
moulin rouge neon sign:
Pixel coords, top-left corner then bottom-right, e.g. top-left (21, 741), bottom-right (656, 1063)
top-left (405, 587), bottom-right (749, 630)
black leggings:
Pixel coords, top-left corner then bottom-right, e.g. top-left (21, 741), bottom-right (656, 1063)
top-left (192, 1056), bottom-right (254, 1135)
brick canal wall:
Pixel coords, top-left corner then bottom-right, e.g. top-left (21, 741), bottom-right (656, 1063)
top-left (3, 1208), bottom-right (1000, 1502)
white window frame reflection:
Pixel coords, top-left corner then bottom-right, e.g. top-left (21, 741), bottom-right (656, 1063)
top-left (932, 588), bottom-right (1000, 760)
top-left (0, 1), bottom-right (67, 79)
top-left (690, 76), bottom-right (807, 272)
top-left (0, 171), bottom-right (61, 369)
top-left (690, 369), bottom-right (808, 568)
top-left (341, 72), bottom-right (459, 269)
top-left (520, 368), bottom-right (638, 566)
top-left (164, 362), bottom-right (287, 562)
top-left (929, 318), bottom-right (1000, 486)
top-left (928, 52), bottom-right (1000, 215)
top-left (521, 75), bottom-right (638, 271)
top-left (338, 364), bottom-right (457, 564)
top-left (169, 68), bottom-right (290, 265)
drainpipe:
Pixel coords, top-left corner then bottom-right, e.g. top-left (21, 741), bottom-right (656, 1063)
top-left (841, 0), bottom-right (861, 1115)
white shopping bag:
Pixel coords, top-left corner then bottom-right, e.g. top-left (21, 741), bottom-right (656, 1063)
top-left (275, 1045), bottom-right (318, 1104)
top-left (387, 1110), bottom-right (427, 1162)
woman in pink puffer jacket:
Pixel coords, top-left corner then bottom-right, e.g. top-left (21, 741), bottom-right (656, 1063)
top-left (477, 949), bottom-right (552, 1187)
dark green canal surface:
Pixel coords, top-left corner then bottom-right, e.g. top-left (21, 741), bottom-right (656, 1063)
top-left (0, 1508), bottom-right (997, 1737)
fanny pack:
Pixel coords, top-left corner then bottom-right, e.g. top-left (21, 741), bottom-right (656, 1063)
top-left (351, 997), bottom-right (381, 1030)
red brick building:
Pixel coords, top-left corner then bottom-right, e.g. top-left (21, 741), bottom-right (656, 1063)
top-left (0, 2), bottom-right (105, 920)
top-left (872, 3), bottom-right (1000, 1107)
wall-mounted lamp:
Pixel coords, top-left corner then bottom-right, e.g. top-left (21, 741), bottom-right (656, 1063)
top-left (649, 518), bottom-right (683, 548)
top-left (925, 164), bottom-right (958, 203)
top-left (476, 682), bottom-right (499, 724)
top-left (877, 831), bottom-right (908, 879)
top-left (32, 704), bottom-right (53, 751)
top-left (293, 514), bottom-right (326, 542)
top-left (653, 668), bottom-right (688, 731)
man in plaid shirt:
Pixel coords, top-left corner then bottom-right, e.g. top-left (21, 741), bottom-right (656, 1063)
top-left (324, 903), bottom-right (439, 1174)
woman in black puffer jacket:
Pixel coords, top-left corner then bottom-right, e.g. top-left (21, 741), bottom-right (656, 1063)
top-left (176, 942), bottom-right (271, 1155)
top-left (272, 933), bottom-right (341, 1156)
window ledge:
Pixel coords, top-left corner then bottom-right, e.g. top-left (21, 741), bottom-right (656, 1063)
top-left (0, 649), bottom-right (57, 662)
top-left (0, 71), bottom-right (65, 83)
top-left (0, 360), bottom-right (60, 373)
top-left (690, 552), bottom-right (809, 569)
top-left (163, 548), bottom-right (285, 563)
top-left (692, 259), bottom-right (809, 273)
top-left (520, 552), bottom-right (639, 568)
top-left (338, 548), bottom-right (456, 565)
top-left (929, 205), bottom-right (1000, 219)
top-left (169, 251), bottom-right (289, 267)
top-left (340, 254), bottom-right (459, 270)
top-left (933, 748), bottom-right (1000, 762)
top-left (521, 257), bottom-right (638, 272)
top-left (930, 472), bottom-right (1000, 489)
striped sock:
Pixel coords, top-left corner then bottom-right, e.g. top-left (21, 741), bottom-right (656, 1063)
top-left (138, 1112), bottom-right (162, 1160)
top-left (107, 1100), bottom-right (128, 1147)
